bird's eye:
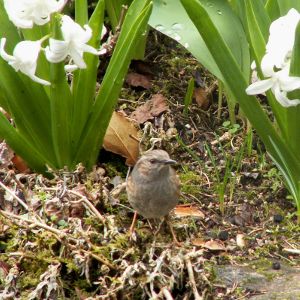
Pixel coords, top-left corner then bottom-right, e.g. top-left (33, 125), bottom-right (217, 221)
top-left (149, 159), bottom-right (156, 164)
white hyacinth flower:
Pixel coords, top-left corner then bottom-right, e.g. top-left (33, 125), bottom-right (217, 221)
top-left (3, 0), bottom-right (65, 28)
top-left (246, 9), bottom-right (300, 107)
top-left (246, 64), bottom-right (300, 107)
top-left (263, 8), bottom-right (300, 72)
top-left (0, 38), bottom-right (50, 86)
top-left (45, 15), bottom-right (105, 71)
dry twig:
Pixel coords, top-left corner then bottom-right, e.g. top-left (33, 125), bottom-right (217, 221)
top-left (184, 254), bottom-right (203, 300)
top-left (0, 180), bottom-right (28, 210)
top-left (69, 189), bottom-right (105, 224)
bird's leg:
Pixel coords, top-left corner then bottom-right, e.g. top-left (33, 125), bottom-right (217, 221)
top-left (165, 215), bottom-right (181, 246)
top-left (129, 211), bottom-right (138, 236)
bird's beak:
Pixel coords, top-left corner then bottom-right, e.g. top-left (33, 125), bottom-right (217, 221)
top-left (160, 159), bottom-right (177, 165)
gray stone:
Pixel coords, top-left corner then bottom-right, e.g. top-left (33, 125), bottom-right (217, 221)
top-left (214, 262), bottom-right (300, 300)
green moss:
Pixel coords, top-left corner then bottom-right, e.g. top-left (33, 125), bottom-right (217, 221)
top-left (60, 258), bottom-right (79, 273)
top-left (110, 234), bottom-right (130, 250)
top-left (36, 191), bottom-right (48, 202)
top-left (247, 259), bottom-right (280, 281)
top-left (118, 192), bottom-right (128, 204)
top-left (179, 171), bottom-right (203, 196)
top-left (103, 162), bottom-right (127, 178)
top-left (19, 256), bottom-right (49, 288)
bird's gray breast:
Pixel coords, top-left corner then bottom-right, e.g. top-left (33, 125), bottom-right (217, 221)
top-left (130, 174), bottom-right (179, 218)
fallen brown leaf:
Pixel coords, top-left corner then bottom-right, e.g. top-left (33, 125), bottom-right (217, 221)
top-left (174, 204), bottom-right (205, 218)
top-left (103, 111), bottom-right (140, 166)
top-left (130, 94), bottom-right (169, 124)
top-left (12, 155), bottom-right (30, 173)
top-left (236, 233), bottom-right (246, 248)
top-left (191, 238), bottom-right (205, 247)
top-left (204, 240), bottom-right (225, 251)
top-left (193, 87), bottom-right (210, 110)
top-left (192, 239), bottom-right (226, 251)
top-left (126, 72), bottom-right (152, 89)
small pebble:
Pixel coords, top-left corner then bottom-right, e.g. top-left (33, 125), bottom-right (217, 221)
top-left (272, 261), bottom-right (281, 270)
top-left (273, 214), bottom-right (284, 223)
top-left (218, 230), bottom-right (229, 241)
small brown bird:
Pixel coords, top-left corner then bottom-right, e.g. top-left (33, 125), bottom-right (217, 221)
top-left (126, 149), bottom-right (180, 242)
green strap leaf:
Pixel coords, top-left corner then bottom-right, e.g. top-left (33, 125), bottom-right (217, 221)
top-left (75, 0), bottom-right (88, 25)
top-left (284, 20), bottom-right (300, 163)
top-left (71, 0), bottom-right (105, 160)
top-left (0, 113), bottom-right (47, 173)
top-left (150, 0), bottom-right (250, 81)
top-left (265, 0), bottom-right (281, 20)
top-left (49, 14), bottom-right (73, 168)
top-left (105, 0), bottom-right (132, 31)
top-left (74, 0), bottom-right (152, 167)
top-left (180, 0), bottom-right (300, 183)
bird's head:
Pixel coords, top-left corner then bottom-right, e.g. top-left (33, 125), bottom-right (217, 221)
top-left (134, 150), bottom-right (177, 177)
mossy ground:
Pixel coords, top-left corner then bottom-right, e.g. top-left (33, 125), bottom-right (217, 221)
top-left (0, 31), bottom-right (299, 299)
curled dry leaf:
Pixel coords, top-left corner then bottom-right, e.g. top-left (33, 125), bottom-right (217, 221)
top-left (236, 233), bottom-right (246, 248)
top-left (126, 72), bottom-right (152, 89)
top-left (193, 87), bottom-right (210, 110)
top-left (103, 111), bottom-right (140, 166)
top-left (192, 239), bottom-right (226, 251)
top-left (174, 204), bottom-right (205, 218)
top-left (130, 94), bottom-right (169, 124)
top-left (12, 155), bottom-right (30, 173)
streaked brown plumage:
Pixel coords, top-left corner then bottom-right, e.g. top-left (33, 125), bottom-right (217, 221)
top-left (126, 150), bottom-right (180, 219)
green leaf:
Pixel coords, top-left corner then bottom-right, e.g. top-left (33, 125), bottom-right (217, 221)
top-left (105, 0), bottom-right (132, 31)
top-left (183, 78), bottom-right (194, 116)
top-left (289, 20), bottom-right (300, 78)
top-left (265, 0), bottom-right (281, 20)
top-left (244, 0), bottom-right (270, 63)
top-left (228, 0), bottom-right (247, 28)
top-left (283, 20), bottom-right (300, 163)
top-left (0, 113), bottom-right (47, 173)
top-left (268, 137), bottom-right (300, 214)
top-left (75, 0), bottom-right (88, 25)
top-left (71, 0), bottom-right (105, 160)
top-left (222, 121), bottom-right (231, 127)
top-left (277, 1), bottom-right (300, 15)
top-left (243, 0), bottom-right (288, 142)
top-left (180, 0), bottom-right (300, 183)
top-left (105, 0), bottom-right (121, 30)
top-left (74, 0), bottom-right (152, 167)
top-left (149, 0), bottom-right (250, 81)
top-left (49, 14), bottom-right (73, 168)
top-left (0, 1), bottom-right (21, 47)
top-left (265, 0), bottom-right (300, 23)
top-left (0, 65), bottom-right (55, 163)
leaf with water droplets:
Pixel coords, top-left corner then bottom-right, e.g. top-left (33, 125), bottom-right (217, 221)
top-left (149, 0), bottom-right (250, 81)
